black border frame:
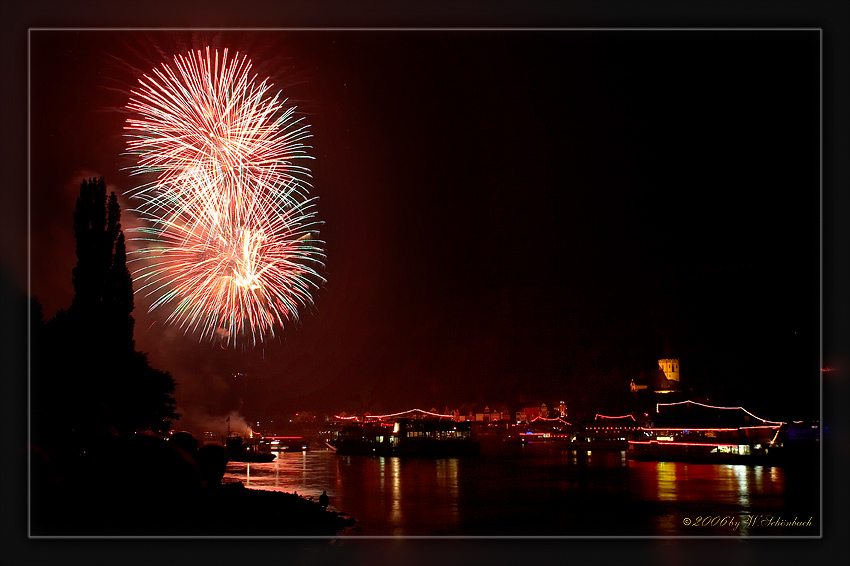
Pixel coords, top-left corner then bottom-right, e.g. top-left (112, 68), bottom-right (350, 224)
top-left (3, 2), bottom-right (848, 565)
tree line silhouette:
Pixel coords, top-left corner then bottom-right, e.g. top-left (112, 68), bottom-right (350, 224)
top-left (25, 178), bottom-right (355, 536)
top-left (32, 178), bottom-right (178, 455)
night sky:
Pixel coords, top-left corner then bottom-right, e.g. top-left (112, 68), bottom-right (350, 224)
top-left (24, 29), bottom-right (821, 430)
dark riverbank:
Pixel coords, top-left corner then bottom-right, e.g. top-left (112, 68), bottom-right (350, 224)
top-left (30, 432), bottom-right (354, 537)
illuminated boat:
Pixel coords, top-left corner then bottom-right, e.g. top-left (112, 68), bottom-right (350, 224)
top-left (332, 418), bottom-right (480, 457)
top-left (224, 434), bottom-right (276, 463)
top-left (257, 436), bottom-right (310, 452)
top-left (627, 400), bottom-right (788, 464)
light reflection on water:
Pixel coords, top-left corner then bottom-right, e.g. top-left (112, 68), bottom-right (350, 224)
top-left (390, 457), bottom-right (401, 535)
top-left (627, 461), bottom-right (786, 507)
top-left (628, 460), bottom-right (798, 537)
top-left (224, 449), bottom-right (810, 536)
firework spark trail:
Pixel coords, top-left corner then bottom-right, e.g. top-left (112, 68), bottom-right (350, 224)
top-left (124, 47), bottom-right (325, 347)
top-left (125, 47), bottom-right (314, 205)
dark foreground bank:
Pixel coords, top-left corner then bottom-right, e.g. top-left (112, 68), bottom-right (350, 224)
top-left (30, 432), bottom-right (355, 536)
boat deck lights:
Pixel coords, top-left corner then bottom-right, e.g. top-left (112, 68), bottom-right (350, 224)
top-left (655, 400), bottom-right (784, 426)
top-left (595, 414), bottom-right (636, 421)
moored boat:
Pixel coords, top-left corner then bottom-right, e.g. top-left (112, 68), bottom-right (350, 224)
top-left (258, 436), bottom-right (310, 452)
top-left (627, 400), bottom-right (795, 465)
top-left (331, 418), bottom-right (480, 457)
top-left (224, 433), bottom-right (276, 463)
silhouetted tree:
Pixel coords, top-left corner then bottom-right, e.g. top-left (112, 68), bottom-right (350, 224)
top-left (34, 178), bottom-right (178, 447)
top-left (69, 180), bottom-right (134, 347)
top-left (104, 194), bottom-right (135, 353)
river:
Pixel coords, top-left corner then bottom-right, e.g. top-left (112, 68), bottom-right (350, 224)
top-left (223, 447), bottom-right (820, 537)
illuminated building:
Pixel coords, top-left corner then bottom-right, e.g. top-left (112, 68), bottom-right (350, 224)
top-left (454, 403), bottom-right (510, 423)
top-left (630, 358), bottom-right (682, 394)
top-left (521, 406), bottom-right (540, 422)
top-left (658, 358), bottom-right (680, 383)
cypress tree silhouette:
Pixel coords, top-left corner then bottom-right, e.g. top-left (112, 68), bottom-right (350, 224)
top-left (37, 178), bottom-right (178, 443)
top-left (71, 177), bottom-right (108, 315)
top-left (69, 180), bottom-right (134, 347)
top-left (104, 192), bottom-right (135, 353)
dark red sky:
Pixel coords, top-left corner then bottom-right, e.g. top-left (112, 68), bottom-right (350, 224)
top-left (21, 29), bottom-right (823, 428)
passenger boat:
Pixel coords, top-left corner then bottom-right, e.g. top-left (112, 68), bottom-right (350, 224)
top-left (331, 418), bottom-right (480, 457)
top-left (258, 436), bottom-right (310, 452)
top-left (627, 400), bottom-right (791, 465)
top-left (224, 433), bottom-right (276, 463)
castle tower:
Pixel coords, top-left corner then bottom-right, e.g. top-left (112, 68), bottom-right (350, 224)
top-left (658, 358), bottom-right (680, 383)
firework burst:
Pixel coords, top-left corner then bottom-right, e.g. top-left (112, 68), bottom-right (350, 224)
top-left (124, 47), bottom-right (325, 347)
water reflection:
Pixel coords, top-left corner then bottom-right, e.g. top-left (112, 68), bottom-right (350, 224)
top-left (391, 457), bottom-right (402, 533)
top-left (227, 451), bottom-right (335, 500)
top-left (435, 459), bottom-right (459, 526)
top-left (655, 462), bottom-right (678, 502)
top-left (628, 461), bottom-right (787, 508)
top-left (224, 450), bottom-right (805, 536)
top-left (734, 465), bottom-right (750, 506)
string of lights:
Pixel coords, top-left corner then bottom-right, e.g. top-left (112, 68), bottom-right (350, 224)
top-left (655, 400), bottom-right (785, 425)
top-left (595, 414), bottom-right (636, 421)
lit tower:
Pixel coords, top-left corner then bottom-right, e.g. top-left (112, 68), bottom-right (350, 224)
top-left (558, 401), bottom-right (567, 418)
top-left (658, 358), bottom-right (680, 385)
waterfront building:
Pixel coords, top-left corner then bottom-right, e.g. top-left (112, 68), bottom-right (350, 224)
top-left (521, 406), bottom-right (540, 421)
